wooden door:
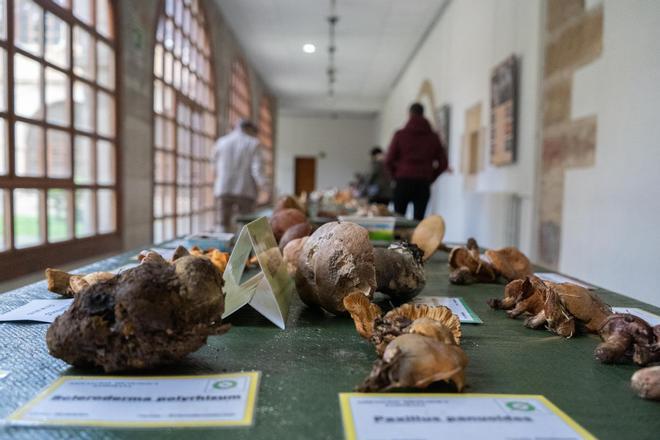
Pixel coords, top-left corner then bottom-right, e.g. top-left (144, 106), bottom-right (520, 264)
top-left (294, 157), bottom-right (316, 195)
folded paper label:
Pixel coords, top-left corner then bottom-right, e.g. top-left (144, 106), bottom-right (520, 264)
top-left (8, 372), bottom-right (260, 428)
top-left (0, 299), bottom-right (74, 323)
top-left (222, 217), bottom-right (294, 329)
top-left (339, 393), bottom-right (595, 440)
top-left (411, 296), bottom-right (482, 324)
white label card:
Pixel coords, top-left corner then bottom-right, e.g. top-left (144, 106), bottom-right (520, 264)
top-left (535, 272), bottom-right (594, 290)
top-left (8, 372), bottom-right (260, 428)
top-left (339, 393), bottom-right (595, 440)
top-left (411, 296), bottom-right (482, 324)
top-left (0, 299), bottom-right (73, 323)
top-left (611, 307), bottom-right (660, 326)
top-left (222, 217), bottom-right (294, 329)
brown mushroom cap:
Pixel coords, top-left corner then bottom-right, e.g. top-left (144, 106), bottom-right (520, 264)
top-left (385, 303), bottom-right (461, 345)
top-left (274, 195), bottom-right (305, 214)
top-left (484, 247), bottom-right (532, 281)
top-left (411, 215), bottom-right (446, 261)
top-left (269, 208), bottom-right (307, 242)
top-left (282, 236), bottom-right (308, 276)
top-left (295, 222), bottom-right (376, 314)
top-left (279, 222), bottom-right (312, 250)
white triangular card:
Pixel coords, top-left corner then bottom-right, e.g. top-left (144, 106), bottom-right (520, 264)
top-left (222, 217), bottom-right (293, 329)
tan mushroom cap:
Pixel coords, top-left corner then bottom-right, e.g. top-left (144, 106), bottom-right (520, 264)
top-left (411, 215), bottom-right (446, 261)
top-left (384, 303), bottom-right (461, 345)
top-left (343, 291), bottom-right (383, 339)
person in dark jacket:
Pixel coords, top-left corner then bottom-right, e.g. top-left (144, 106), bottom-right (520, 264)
top-left (385, 102), bottom-right (448, 220)
top-left (366, 146), bottom-right (393, 205)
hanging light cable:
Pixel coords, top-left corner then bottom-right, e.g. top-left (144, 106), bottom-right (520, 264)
top-left (327, 0), bottom-right (339, 97)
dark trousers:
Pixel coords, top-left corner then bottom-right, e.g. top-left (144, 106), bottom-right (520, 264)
top-left (393, 179), bottom-right (430, 220)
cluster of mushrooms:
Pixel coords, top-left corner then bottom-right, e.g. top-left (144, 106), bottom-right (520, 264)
top-left (271, 200), bottom-right (469, 393)
top-left (487, 275), bottom-right (660, 400)
top-left (44, 246), bottom-right (230, 372)
top-left (344, 293), bottom-right (467, 392)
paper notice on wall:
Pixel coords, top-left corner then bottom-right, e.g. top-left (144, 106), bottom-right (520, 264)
top-left (410, 296), bottom-right (483, 324)
top-left (611, 307), bottom-right (660, 326)
top-left (339, 393), bottom-right (595, 440)
top-left (0, 299), bottom-right (73, 323)
top-left (535, 272), bottom-right (595, 290)
top-left (8, 372), bottom-right (261, 428)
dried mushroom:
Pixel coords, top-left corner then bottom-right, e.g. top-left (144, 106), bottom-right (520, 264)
top-left (343, 293), bottom-right (461, 356)
top-left (274, 195), bottom-right (305, 214)
top-left (45, 269), bottom-right (115, 298)
top-left (410, 215), bottom-right (446, 261)
top-left (270, 208), bottom-right (308, 243)
top-left (631, 366), bottom-right (660, 401)
top-left (358, 334), bottom-right (468, 392)
top-left (294, 222), bottom-right (427, 315)
top-left (189, 246), bottom-right (230, 273)
top-left (373, 242), bottom-right (426, 302)
top-left (279, 222), bottom-right (312, 251)
top-left (488, 276), bottom-right (612, 338)
top-left (448, 238), bottom-right (497, 285)
top-left (448, 238), bottom-right (532, 285)
top-left (594, 313), bottom-right (658, 366)
top-left (46, 254), bottom-right (229, 372)
top-left (282, 237), bottom-right (308, 277)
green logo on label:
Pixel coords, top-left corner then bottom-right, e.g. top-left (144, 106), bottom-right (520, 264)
top-left (212, 380), bottom-right (237, 390)
top-left (506, 401), bottom-right (535, 412)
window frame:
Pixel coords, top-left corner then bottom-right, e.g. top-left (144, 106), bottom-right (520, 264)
top-left (228, 57), bottom-right (251, 129)
top-left (151, 0), bottom-right (218, 242)
top-left (0, 0), bottom-right (122, 281)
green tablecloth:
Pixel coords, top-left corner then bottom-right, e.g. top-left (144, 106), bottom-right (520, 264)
top-left (0, 250), bottom-right (658, 439)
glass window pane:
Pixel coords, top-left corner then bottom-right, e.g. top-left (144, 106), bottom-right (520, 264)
top-left (45, 67), bottom-right (69, 126)
top-left (153, 185), bottom-right (163, 218)
top-left (73, 0), bottom-right (92, 24)
top-left (47, 189), bottom-right (72, 242)
top-left (15, 121), bottom-right (44, 176)
top-left (96, 140), bottom-right (114, 184)
top-left (163, 185), bottom-right (174, 215)
top-left (97, 40), bottom-right (114, 89)
top-left (73, 26), bottom-right (94, 80)
top-left (154, 44), bottom-right (163, 78)
top-left (97, 91), bottom-right (114, 137)
top-left (97, 189), bottom-right (115, 233)
top-left (74, 135), bottom-right (93, 183)
top-left (0, 190), bottom-right (6, 251)
top-left (0, 48), bottom-right (6, 111)
top-left (14, 0), bottom-right (43, 56)
top-left (96, 0), bottom-right (112, 38)
top-left (14, 54), bottom-right (42, 119)
top-left (74, 81), bottom-right (94, 131)
top-left (75, 189), bottom-right (94, 237)
top-left (47, 129), bottom-right (71, 178)
top-left (14, 188), bottom-right (43, 248)
top-left (0, 118), bottom-right (6, 175)
top-left (0, 0), bottom-right (6, 40)
top-left (45, 12), bottom-right (69, 68)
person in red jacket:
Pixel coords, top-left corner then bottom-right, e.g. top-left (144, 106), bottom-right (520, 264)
top-left (385, 102), bottom-right (448, 220)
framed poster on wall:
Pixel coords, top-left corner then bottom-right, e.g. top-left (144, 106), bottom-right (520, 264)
top-left (435, 104), bottom-right (451, 158)
top-left (490, 55), bottom-right (518, 166)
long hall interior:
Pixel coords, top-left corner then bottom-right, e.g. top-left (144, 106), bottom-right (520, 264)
top-left (0, 1), bottom-right (658, 439)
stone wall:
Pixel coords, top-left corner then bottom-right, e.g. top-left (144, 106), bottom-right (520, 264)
top-left (117, 0), bottom-right (273, 250)
top-left (538, 0), bottom-right (603, 267)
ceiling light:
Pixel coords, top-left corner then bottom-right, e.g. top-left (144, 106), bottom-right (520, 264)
top-left (302, 43), bottom-right (316, 54)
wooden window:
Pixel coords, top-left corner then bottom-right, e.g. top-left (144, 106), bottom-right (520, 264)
top-left (153, 0), bottom-right (216, 242)
top-left (258, 95), bottom-right (273, 201)
top-left (228, 58), bottom-right (250, 128)
top-left (0, 0), bottom-right (119, 279)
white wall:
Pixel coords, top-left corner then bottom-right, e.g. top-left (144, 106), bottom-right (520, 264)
top-left (377, 0), bottom-right (543, 254)
top-left (560, 0), bottom-right (660, 306)
top-left (275, 114), bottom-right (378, 195)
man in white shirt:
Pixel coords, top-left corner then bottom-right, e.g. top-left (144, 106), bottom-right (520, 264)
top-left (213, 119), bottom-right (267, 232)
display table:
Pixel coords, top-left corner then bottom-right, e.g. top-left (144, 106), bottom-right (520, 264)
top-left (0, 248), bottom-right (658, 439)
top-left (236, 212), bottom-right (419, 231)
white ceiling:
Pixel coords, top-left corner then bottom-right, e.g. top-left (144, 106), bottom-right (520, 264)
top-left (216, 0), bottom-right (449, 115)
